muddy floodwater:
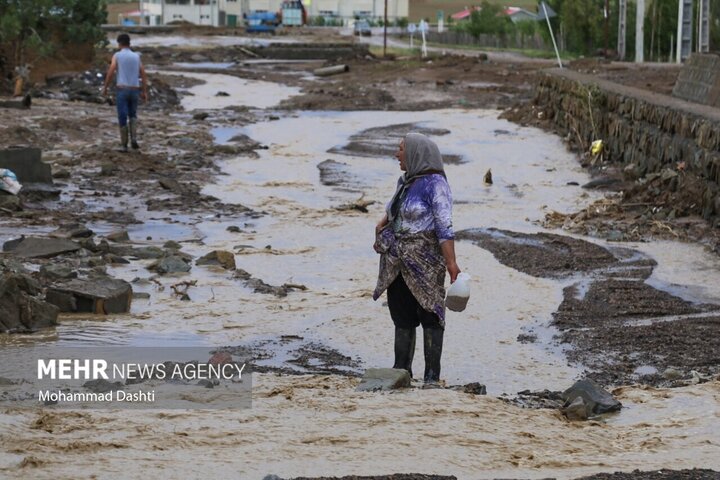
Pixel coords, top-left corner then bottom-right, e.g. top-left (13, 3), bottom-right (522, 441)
top-left (1, 67), bottom-right (720, 479)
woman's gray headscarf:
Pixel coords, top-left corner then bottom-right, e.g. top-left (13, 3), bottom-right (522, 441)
top-left (387, 132), bottom-right (445, 222)
top-left (404, 132), bottom-right (444, 178)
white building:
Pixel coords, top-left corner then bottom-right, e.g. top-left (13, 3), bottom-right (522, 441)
top-left (149, 0), bottom-right (407, 27)
top-left (306, 0), bottom-right (408, 21)
top-left (139, 0), bottom-right (163, 25)
top-left (163, 0), bottom-right (222, 26)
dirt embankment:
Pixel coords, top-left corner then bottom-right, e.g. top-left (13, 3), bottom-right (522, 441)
top-left (502, 62), bottom-right (720, 255)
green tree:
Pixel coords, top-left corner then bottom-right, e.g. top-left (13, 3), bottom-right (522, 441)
top-left (0, 0), bottom-right (105, 92)
top-left (0, 0), bottom-right (54, 69)
top-left (644, 0), bottom-right (677, 62)
top-left (465, 1), bottom-right (515, 38)
top-left (560, 0), bottom-right (604, 54)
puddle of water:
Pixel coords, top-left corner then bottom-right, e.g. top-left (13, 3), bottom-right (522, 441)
top-left (212, 126), bottom-right (245, 144)
top-left (632, 240), bottom-right (720, 305)
top-left (466, 81), bottom-right (504, 88)
top-left (158, 70), bottom-right (301, 110)
top-left (241, 59), bottom-right (326, 65)
top-left (173, 62), bottom-right (235, 69)
top-left (126, 35), bottom-right (297, 48)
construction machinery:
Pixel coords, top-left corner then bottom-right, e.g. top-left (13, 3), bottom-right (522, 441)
top-left (245, 11), bottom-right (280, 33)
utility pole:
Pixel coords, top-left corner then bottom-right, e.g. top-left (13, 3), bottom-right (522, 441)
top-left (617, 0), bottom-right (627, 60)
top-left (677, 0), bottom-right (693, 62)
top-left (699, 0), bottom-right (709, 53)
top-left (635, 0), bottom-right (644, 62)
top-left (604, 0), bottom-right (610, 57)
top-left (383, 0), bottom-right (388, 57)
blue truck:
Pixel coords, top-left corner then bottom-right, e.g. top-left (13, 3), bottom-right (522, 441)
top-left (245, 11), bottom-right (280, 33)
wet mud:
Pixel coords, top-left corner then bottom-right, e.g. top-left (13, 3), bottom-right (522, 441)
top-left (457, 228), bottom-right (720, 388)
top-left (329, 122), bottom-right (464, 164)
top-left (3, 33), bottom-right (720, 480)
top-left (577, 470), bottom-right (720, 480)
top-left (224, 336), bottom-right (363, 377)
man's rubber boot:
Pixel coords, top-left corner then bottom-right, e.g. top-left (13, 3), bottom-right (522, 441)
top-left (129, 119), bottom-right (139, 150)
top-left (119, 126), bottom-right (129, 153)
top-left (423, 327), bottom-right (444, 384)
top-left (393, 327), bottom-right (416, 378)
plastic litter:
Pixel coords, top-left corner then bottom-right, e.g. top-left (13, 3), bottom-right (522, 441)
top-left (590, 139), bottom-right (603, 155)
top-left (0, 168), bottom-right (22, 195)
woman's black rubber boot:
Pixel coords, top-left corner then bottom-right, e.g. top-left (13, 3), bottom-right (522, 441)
top-left (393, 327), bottom-right (416, 378)
top-left (423, 327), bottom-right (444, 383)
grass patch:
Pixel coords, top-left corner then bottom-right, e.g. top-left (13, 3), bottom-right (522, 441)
top-left (425, 41), bottom-right (578, 61)
top-left (369, 45), bottom-right (420, 57)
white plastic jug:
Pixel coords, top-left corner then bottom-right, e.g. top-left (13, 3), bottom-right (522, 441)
top-left (446, 272), bottom-right (471, 312)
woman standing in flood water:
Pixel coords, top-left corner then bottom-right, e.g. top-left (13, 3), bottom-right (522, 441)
top-left (373, 132), bottom-right (461, 385)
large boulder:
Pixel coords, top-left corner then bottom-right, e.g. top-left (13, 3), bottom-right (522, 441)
top-left (561, 378), bottom-right (622, 420)
top-left (0, 273), bottom-right (59, 332)
top-left (3, 236), bottom-right (80, 259)
top-left (46, 278), bottom-right (132, 314)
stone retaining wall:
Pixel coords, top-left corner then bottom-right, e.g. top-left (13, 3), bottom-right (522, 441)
top-left (533, 69), bottom-right (720, 224)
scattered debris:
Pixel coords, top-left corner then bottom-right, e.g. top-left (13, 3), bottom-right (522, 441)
top-left (483, 168), bottom-right (492, 185)
top-left (313, 64), bottom-right (350, 77)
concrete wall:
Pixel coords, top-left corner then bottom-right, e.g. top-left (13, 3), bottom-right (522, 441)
top-left (673, 53), bottom-right (720, 107)
top-left (534, 69), bottom-right (720, 225)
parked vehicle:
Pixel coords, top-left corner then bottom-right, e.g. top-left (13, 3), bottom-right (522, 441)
top-left (354, 19), bottom-right (372, 36)
top-left (246, 11), bottom-right (280, 33)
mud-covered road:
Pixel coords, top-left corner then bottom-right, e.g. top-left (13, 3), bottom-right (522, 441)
top-left (1, 31), bottom-right (719, 480)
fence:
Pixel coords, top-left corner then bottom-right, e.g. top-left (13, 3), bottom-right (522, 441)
top-left (421, 30), bottom-right (548, 51)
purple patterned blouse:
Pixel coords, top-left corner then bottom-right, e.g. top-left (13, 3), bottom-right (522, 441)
top-left (390, 173), bottom-right (454, 242)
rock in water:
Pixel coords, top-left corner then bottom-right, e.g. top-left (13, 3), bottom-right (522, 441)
top-left (0, 273), bottom-right (59, 332)
top-left (562, 396), bottom-right (590, 421)
top-left (196, 250), bottom-right (236, 270)
top-left (561, 378), bottom-right (622, 418)
top-left (356, 368), bottom-right (411, 392)
top-left (483, 168), bottom-right (493, 185)
top-left (3, 236), bottom-right (80, 258)
top-left (46, 278), bottom-right (133, 314)
top-left (148, 255), bottom-right (191, 274)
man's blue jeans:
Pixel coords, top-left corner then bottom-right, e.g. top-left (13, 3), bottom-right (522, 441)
top-left (116, 88), bottom-right (139, 127)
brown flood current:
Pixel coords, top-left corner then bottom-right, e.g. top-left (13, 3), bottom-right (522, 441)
top-left (1, 63), bottom-right (720, 479)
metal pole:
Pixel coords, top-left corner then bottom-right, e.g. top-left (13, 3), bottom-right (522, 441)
top-left (618, 0), bottom-right (627, 60)
top-left (383, 0), bottom-right (388, 57)
top-left (604, 0), bottom-right (610, 57)
top-left (542, 2), bottom-right (563, 68)
top-left (636, 0), bottom-right (644, 63)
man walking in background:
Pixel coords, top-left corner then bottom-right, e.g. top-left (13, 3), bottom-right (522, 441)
top-left (103, 33), bottom-right (148, 152)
